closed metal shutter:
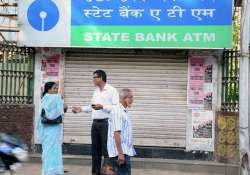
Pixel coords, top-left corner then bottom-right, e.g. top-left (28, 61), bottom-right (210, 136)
top-left (64, 50), bottom-right (188, 147)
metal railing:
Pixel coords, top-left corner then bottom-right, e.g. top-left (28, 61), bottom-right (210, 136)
top-left (0, 43), bottom-right (35, 104)
top-left (221, 50), bottom-right (240, 112)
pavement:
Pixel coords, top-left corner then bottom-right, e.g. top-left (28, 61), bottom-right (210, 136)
top-left (14, 163), bottom-right (234, 175)
top-left (1, 154), bottom-right (240, 175)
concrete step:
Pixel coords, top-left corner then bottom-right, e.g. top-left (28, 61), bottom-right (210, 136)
top-left (29, 154), bottom-right (240, 175)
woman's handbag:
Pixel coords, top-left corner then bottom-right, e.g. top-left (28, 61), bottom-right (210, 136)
top-left (41, 109), bottom-right (62, 124)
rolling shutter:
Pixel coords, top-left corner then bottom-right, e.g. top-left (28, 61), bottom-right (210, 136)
top-left (64, 50), bottom-right (188, 147)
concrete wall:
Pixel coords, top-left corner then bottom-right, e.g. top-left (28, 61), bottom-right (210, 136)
top-left (33, 48), bottom-right (65, 144)
top-left (186, 50), bottom-right (220, 152)
top-left (249, 55), bottom-right (250, 149)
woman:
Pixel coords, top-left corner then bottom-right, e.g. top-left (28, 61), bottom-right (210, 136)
top-left (36, 82), bottom-right (67, 175)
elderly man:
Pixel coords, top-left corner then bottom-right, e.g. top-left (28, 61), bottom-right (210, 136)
top-left (107, 88), bottom-right (136, 175)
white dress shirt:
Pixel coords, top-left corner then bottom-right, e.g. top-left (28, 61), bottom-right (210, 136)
top-left (107, 103), bottom-right (136, 158)
top-left (81, 84), bottom-right (119, 119)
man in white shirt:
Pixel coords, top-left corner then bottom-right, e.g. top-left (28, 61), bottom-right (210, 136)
top-left (108, 88), bottom-right (136, 175)
top-left (72, 70), bottom-right (119, 175)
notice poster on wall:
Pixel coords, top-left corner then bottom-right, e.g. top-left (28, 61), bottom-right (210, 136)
top-left (188, 57), bottom-right (213, 110)
top-left (188, 58), bottom-right (205, 109)
top-left (186, 52), bottom-right (216, 152)
top-left (205, 64), bottom-right (213, 83)
top-left (190, 110), bottom-right (214, 151)
top-left (40, 48), bottom-right (63, 98)
top-left (45, 55), bottom-right (60, 77)
top-left (204, 60), bottom-right (213, 111)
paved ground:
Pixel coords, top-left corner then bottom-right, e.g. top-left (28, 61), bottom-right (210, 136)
top-left (10, 163), bottom-right (233, 175)
top-left (0, 155), bottom-right (240, 175)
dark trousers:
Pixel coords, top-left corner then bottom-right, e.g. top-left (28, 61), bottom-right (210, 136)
top-left (110, 155), bottom-right (131, 175)
top-left (0, 152), bottom-right (19, 170)
top-left (91, 119), bottom-right (109, 175)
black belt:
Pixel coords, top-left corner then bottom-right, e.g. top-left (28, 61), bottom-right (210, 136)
top-left (93, 118), bottom-right (108, 122)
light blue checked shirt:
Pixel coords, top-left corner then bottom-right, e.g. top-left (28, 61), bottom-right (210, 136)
top-left (107, 104), bottom-right (136, 158)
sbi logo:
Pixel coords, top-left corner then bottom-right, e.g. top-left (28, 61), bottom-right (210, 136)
top-left (27, 0), bottom-right (59, 31)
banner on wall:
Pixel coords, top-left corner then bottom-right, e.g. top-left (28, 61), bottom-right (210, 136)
top-left (18, 0), bottom-right (232, 48)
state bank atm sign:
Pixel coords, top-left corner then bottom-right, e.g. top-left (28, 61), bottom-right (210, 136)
top-left (18, 0), bottom-right (233, 49)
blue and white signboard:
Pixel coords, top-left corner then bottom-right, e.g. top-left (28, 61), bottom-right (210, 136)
top-left (18, 0), bottom-right (232, 48)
